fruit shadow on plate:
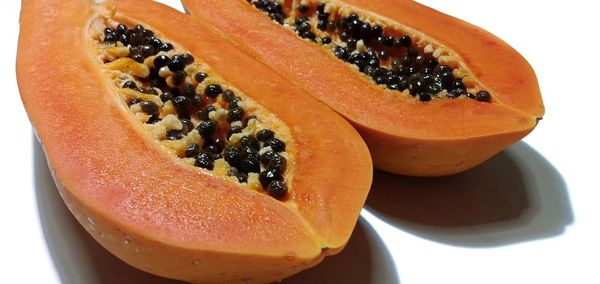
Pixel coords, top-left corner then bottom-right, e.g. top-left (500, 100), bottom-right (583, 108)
top-left (365, 141), bottom-right (573, 247)
top-left (33, 137), bottom-right (399, 284)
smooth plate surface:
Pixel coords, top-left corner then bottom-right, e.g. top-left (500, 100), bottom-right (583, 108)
top-left (3, 0), bottom-right (600, 283)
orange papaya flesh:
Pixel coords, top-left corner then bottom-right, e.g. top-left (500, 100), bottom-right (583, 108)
top-left (182, 0), bottom-right (544, 176)
top-left (17, 0), bottom-right (372, 282)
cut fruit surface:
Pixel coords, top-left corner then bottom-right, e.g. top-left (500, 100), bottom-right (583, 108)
top-left (182, 0), bottom-right (545, 176)
top-left (17, 0), bottom-right (372, 282)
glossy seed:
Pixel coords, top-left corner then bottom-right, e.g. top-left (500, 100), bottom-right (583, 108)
top-left (195, 152), bottom-right (214, 170)
top-left (171, 70), bottom-right (186, 86)
top-left (227, 107), bottom-right (244, 123)
top-left (185, 143), bottom-right (201, 157)
top-left (196, 120), bottom-right (218, 137)
top-left (224, 146), bottom-right (242, 167)
top-left (239, 156), bottom-right (260, 173)
top-left (267, 180), bottom-right (288, 199)
top-left (194, 72), bottom-right (208, 83)
top-left (222, 89), bottom-right (235, 102)
top-left (256, 129), bottom-right (275, 142)
top-left (204, 84), bottom-right (223, 98)
top-left (475, 90), bottom-right (491, 102)
top-left (140, 101), bottom-right (159, 115)
top-left (266, 138), bottom-right (286, 152)
top-left (227, 125), bottom-right (243, 140)
top-left (240, 136), bottom-right (260, 150)
top-left (198, 105), bottom-right (216, 120)
top-left (259, 169), bottom-right (283, 188)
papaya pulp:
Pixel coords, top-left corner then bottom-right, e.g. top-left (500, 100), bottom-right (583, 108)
top-left (16, 0), bottom-right (372, 282)
top-left (182, 0), bottom-right (545, 176)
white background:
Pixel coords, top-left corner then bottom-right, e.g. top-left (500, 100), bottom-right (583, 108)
top-left (2, 0), bottom-right (599, 283)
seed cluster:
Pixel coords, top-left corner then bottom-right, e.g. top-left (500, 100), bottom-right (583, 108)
top-left (101, 23), bottom-right (290, 199)
top-left (248, 0), bottom-right (492, 103)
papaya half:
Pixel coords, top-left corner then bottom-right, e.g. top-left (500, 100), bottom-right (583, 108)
top-left (182, 0), bottom-right (545, 176)
top-left (17, 0), bottom-right (372, 282)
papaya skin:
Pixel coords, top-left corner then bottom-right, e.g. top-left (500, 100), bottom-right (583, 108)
top-left (17, 0), bottom-right (372, 282)
top-left (182, 0), bottom-right (545, 176)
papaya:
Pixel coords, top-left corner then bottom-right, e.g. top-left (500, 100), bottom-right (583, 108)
top-left (182, 0), bottom-right (545, 176)
top-left (17, 0), bottom-right (372, 282)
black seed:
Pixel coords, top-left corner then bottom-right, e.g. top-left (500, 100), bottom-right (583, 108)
top-left (451, 79), bottom-right (465, 90)
top-left (433, 64), bottom-right (453, 75)
top-left (227, 107), bottom-right (244, 123)
top-left (118, 33), bottom-right (129, 45)
top-left (317, 19), bottom-right (328, 31)
top-left (204, 84), bottom-right (223, 98)
top-left (133, 24), bottom-right (145, 33)
top-left (158, 42), bottom-right (173, 52)
top-left (139, 45), bottom-right (155, 57)
top-left (267, 154), bottom-right (287, 172)
top-left (371, 25), bottom-right (383, 39)
top-left (140, 101), bottom-right (159, 115)
top-left (378, 50), bottom-right (389, 61)
top-left (399, 35), bottom-right (412, 47)
top-left (180, 118), bottom-right (194, 134)
top-left (364, 65), bottom-right (377, 77)
top-left (267, 180), bottom-right (288, 199)
top-left (401, 55), bottom-right (411, 66)
top-left (475, 90), bottom-right (491, 102)
top-left (171, 71), bottom-right (186, 86)
top-left (227, 125), bottom-right (243, 140)
top-left (426, 83), bottom-right (443, 94)
top-left (259, 169), bottom-right (283, 188)
top-left (419, 93), bottom-right (432, 102)
top-left (122, 80), bottom-right (137, 89)
top-left (185, 144), bottom-right (201, 157)
top-left (191, 95), bottom-right (203, 107)
top-left (256, 129), bottom-right (275, 142)
top-left (448, 88), bottom-right (464, 98)
top-left (426, 58), bottom-right (439, 69)
top-left (142, 29), bottom-right (154, 38)
top-left (321, 36), bottom-right (332, 44)
top-left (128, 32), bottom-right (143, 46)
top-left (172, 95), bottom-right (190, 109)
top-left (240, 146), bottom-right (258, 160)
top-left (146, 114), bottom-right (161, 124)
top-left (128, 98), bottom-right (140, 106)
top-left (229, 96), bottom-right (243, 108)
top-left (194, 72), bottom-right (208, 83)
top-left (297, 21), bottom-right (311, 33)
top-left (327, 21), bottom-right (336, 31)
top-left (147, 37), bottom-right (162, 48)
top-left (376, 36), bottom-right (386, 45)
top-left (116, 24), bottom-right (127, 35)
top-left (131, 53), bottom-right (144, 63)
top-left (168, 55), bottom-right (185, 71)
top-left (260, 150), bottom-right (276, 166)
top-left (317, 2), bottom-right (326, 13)
top-left (181, 53), bottom-right (194, 65)
top-left (298, 4), bottom-right (308, 13)
top-left (398, 77), bottom-right (409, 91)
top-left (334, 46), bottom-right (350, 60)
top-left (195, 152), bottom-right (214, 170)
top-left (346, 38), bottom-right (357, 51)
top-left (340, 31), bottom-right (350, 41)
top-left (422, 67), bottom-right (433, 74)
top-left (196, 120), bottom-right (218, 137)
top-left (203, 145), bottom-right (221, 160)
top-left (439, 71), bottom-right (454, 89)
top-left (153, 55), bottom-right (169, 69)
top-left (220, 90), bottom-right (235, 102)
top-left (408, 74), bottom-right (425, 95)
top-left (295, 17), bottom-right (307, 26)
top-left (318, 12), bottom-right (330, 21)
top-left (166, 129), bottom-right (184, 140)
top-left (239, 156), bottom-right (260, 173)
top-left (415, 54), bottom-right (425, 65)
top-left (228, 167), bottom-right (248, 183)
top-left (269, 12), bottom-right (284, 24)
top-left (198, 105), bottom-right (216, 120)
top-left (301, 31), bottom-right (316, 41)
top-left (337, 18), bottom-right (348, 30)
top-left (182, 83), bottom-right (196, 97)
top-left (224, 146), bottom-right (242, 167)
top-left (266, 138), bottom-right (286, 152)
top-left (240, 136), bottom-right (260, 150)
top-left (467, 92), bottom-right (476, 99)
top-left (374, 75), bottom-right (386, 85)
top-left (358, 22), bottom-right (372, 40)
top-left (367, 57), bottom-right (380, 68)
top-left (384, 36), bottom-right (395, 47)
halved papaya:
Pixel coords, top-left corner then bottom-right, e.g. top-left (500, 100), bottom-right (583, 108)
top-left (182, 0), bottom-right (545, 176)
top-left (17, 0), bottom-right (372, 282)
